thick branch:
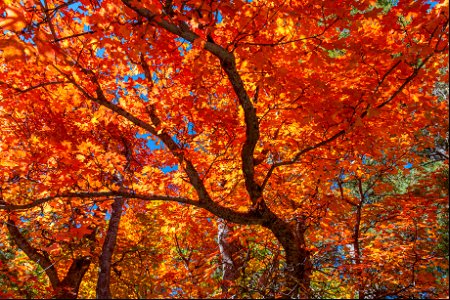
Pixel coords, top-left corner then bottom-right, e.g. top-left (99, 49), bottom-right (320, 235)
top-left (56, 64), bottom-right (215, 211)
top-left (121, 0), bottom-right (262, 204)
top-left (58, 258), bottom-right (91, 299)
top-left (6, 219), bottom-right (61, 288)
top-left (0, 191), bottom-right (265, 225)
top-left (6, 219), bottom-right (91, 298)
top-left (139, 56), bottom-right (267, 218)
top-left (121, 0), bottom-right (230, 59)
top-left (145, 105), bottom-right (213, 203)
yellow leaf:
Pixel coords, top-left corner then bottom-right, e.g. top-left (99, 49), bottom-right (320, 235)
top-left (0, 160), bottom-right (17, 167)
top-left (0, 7), bottom-right (27, 32)
top-left (76, 154), bottom-right (86, 162)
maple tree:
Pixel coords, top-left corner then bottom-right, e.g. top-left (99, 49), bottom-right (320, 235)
top-left (0, 0), bottom-right (449, 298)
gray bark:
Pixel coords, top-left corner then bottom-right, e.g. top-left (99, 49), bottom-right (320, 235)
top-left (217, 219), bottom-right (241, 292)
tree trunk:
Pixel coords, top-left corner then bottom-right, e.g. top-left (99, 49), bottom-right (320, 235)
top-left (6, 218), bottom-right (91, 299)
top-left (217, 218), bottom-right (241, 292)
top-left (96, 197), bottom-right (124, 299)
top-left (55, 258), bottom-right (92, 299)
top-left (355, 179), bottom-right (365, 299)
top-left (265, 218), bottom-right (312, 299)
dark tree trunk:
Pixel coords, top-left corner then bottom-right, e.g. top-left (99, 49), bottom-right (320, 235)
top-left (96, 197), bottom-right (124, 299)
top-left (55, 258), bottom-right (92, 299)
top-left (265, 218), bottom-right (312, 299)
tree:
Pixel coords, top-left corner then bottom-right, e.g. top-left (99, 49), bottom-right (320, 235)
top-left (0, 0), bottom-right (448, 298)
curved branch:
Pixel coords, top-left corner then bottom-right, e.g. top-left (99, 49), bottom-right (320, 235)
top-left (6, 219), bottom-right (60, 288)
top-left (52, 65), bottom-right (157, 135)
top-left (53, 65), bottom-right (214, 208)
top-left (121, 0), bottom-right (263, 205)
top-left (261, 129), bottom-right (345, 190)
top-left (0, 192), bottom-right (197, 211)
top-left (6, 218), bottom-right (91, 298)
top-left (375, 54), bottom-right (433, 111)
top-left (0, 191), bottom-right (265, 225)
top-left (0, 80), bottom-right (68, 94)
top-left (262, 53), bottom-right (435, 190)
top-left (239, 17), bottom-right (340, 47)
top-left (53, 31), bottom-right (95, 43)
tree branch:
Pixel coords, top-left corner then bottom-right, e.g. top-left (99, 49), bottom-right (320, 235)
top-left (6, 218), bottom-right (91, 299)
top-left (0, 192), bottom-right (196, 211)
top-left (6, 218), bottom-right (61, 288)
top-left (52, 31), bottom-right (95, 43)
top-left (0, 191), bottom-right (265, 225)
top-left (121, 0), bottom-right (263, 206)
top-left (375, 54), bottom-right (433, 111)
top-left (0, 80), bottom-right (68, 94)
top-left (262, 52), bottom-right (435, 191)
top-left (58, 258), bottom-right (91, 299)
top-left (55, 63), bottom-right (217, 213)
top-left (239, 17), bottom-right (340, 47)
top-left (261, 129), bottom-right (345, 190)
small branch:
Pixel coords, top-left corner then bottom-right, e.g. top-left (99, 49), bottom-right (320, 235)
top-left (53, 65), bottom-right (158, 136)
top-left (375, 54), bottom-right (433, 111)
top-left (261, 129), bottom-right (345, 190)
top-left (174, 234), bottom-right (192, 272)
top-left (262, 50), bottom-right (435, 190)
top-left (239, 17), bottom-right (340, 47)
top-left (337, 180), bottom-right (359, 207)
top-left (40, 0), bottom-right (59, 44)
top-left (0, 80), bottom-right (67, 94)
top-left (53, 31), bottom-right (95, 43)
top-left (56, 63), bottom-right (217, 212)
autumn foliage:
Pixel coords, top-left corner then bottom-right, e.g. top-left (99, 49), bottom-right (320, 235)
top-left (0, 0), bottom-right (448, 298)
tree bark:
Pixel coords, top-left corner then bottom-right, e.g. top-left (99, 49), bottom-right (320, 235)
top-left (96, 197), bottom-right (124, 299)
top-left (217, 218), bottom-right (242, 292)
top-left (56, 258), bottom-right (92, 299)
top-left (355, 179), bottom-right (365, 299)
top-left (264, 218), bottom-right (312, 299)
top-left (6, 218), bottom-right (91, 299)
